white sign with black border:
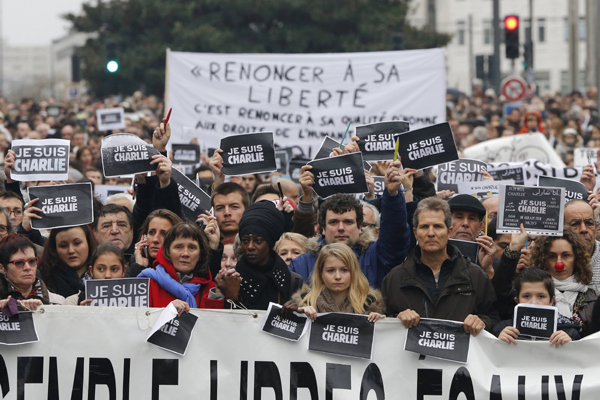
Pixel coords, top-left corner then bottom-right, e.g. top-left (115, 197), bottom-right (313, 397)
top-left (538, 176), bottom-right (589, 203)
top-left (172, 143), bottom-right (201, 165)
top-left (94, 184), bottom-right (129, 204)
top-left (456, 179), bottom-right (515, 200)
top-left (28, 182), bottom-right (94, 230)
top-left (404, 318), bottom-right (470, 364)
top-left (574, 148), bottom-right (598, 168)
top-left (497, 184), bottom-right (565, 236)
top-left (11, 139), bottom-right (70, 182)
top-left (513, 304), bottom-right (558, 340)
top-left (97, 108), bottom-right (126, 131)
top-left (0, 311), bottom-right (39, 345)
top-left (261, 302), bottom-right (309, 341)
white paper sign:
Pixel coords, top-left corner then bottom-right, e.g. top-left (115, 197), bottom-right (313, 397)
top-left (97, 108), bottom-right (126, 131)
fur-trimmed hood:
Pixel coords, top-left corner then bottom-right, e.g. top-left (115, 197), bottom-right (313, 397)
top-left (291, 283), bottom-right (386, 315)
top-left (306, 229), bottom-right (377, 257)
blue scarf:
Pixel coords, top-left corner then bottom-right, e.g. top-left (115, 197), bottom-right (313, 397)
top-left (138, 265), bottom-right (201, 308)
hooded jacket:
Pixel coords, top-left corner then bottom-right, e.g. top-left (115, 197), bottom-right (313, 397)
top-left (289, 189), bottom-right (410, 288)
top-left (519, 111), bottom-right (545, 134)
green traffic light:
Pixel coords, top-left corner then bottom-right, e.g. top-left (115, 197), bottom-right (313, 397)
top-left (106, 60), bottom-right (119, 73)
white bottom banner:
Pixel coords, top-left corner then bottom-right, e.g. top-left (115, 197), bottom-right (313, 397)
top-left (1, 306), bottom-right (597, 399)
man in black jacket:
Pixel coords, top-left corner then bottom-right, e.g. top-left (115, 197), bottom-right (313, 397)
top-left (381, 197), bottom-right (499, 336)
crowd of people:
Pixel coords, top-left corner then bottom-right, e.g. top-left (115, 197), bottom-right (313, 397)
top-left (0, 86), bottom-right (599, 346)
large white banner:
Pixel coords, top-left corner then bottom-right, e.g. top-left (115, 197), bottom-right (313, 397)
top-left (166, 49), bottom-right (446, 158)
top-left (1, 306), bottom-right (599, 399)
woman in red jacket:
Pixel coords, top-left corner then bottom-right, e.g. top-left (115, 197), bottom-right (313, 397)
top-left (138, 222), bottom-right (224, 313)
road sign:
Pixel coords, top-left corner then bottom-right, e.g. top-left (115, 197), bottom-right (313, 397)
top-left (501, 76), bottom-right (527, 102)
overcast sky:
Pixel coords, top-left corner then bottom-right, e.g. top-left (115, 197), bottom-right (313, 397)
top-left (3, 0), bottom-right (87, 46)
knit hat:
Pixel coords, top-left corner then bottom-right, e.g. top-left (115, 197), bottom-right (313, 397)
top-left (447, 194), bottom-right (487, 220)
top-left (238, 201), bottom-right (285, 249)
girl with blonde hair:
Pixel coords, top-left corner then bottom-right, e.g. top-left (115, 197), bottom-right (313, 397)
top-left (285, 243), bottom-right (385, 322)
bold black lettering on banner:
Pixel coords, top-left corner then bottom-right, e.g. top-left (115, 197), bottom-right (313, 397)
top-left (519, 376), bottom-right (526, 400)
top-left (123, 359), bottom-right (130, 400)
top-left (151, 359), bottom-right (178, 400)
top-left (325, 363), bottom-right (351, 400)
top-left (88, 358), bottom-right (117, 400)
top-left (71, 357), bottom-right (85, 400)
top-left (395, 122), bottom-right (458, 170)
top-left (254, 362), bottom-right (282, 400)
top-left (356, 121), bottom-right (409, 161)
top-left (290, 362), bottom-right (318, 400)
top-left (308, 153), bottom-right (368, 199)
top-left (0, 355), bottom-right (9, 397)
top-left (240, 361), bottom-right (248, 400)
top-left (47, 357), bottom-right (59, 400)
top-left (359, 363), bottom-right (385, 400)
top-left (417, 369), bottom-right (442, 400)
top-left (210, 360), bottom-right (218, 400)
top-left (17, 357), bottom-right (43, 400)
top-left (220, 132), bottom-right (276, 175)
top-left (449, 367), bottom-right (475, 400)
top-left (437, 159), bottom-right (488, 193)
top-left (489, 375), bottom-right (503, 400)
top-left (29, 183), bottom-right (94, 230)
top-left (555, 375), bottom-right (583, 400)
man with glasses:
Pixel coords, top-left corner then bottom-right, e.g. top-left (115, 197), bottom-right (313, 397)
top-left (563, 200), bottom-right (600, 291)
top-left (0, 191), bottom-right (24, 230)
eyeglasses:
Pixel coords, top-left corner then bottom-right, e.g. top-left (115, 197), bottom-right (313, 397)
top-left (361, 223), bottom-right (377, 229)
top-left (7, 209), bottom-right (22, 217)
top-left (9, 257), bottom-right (39, 268)
top-left (567, 219), bottom-right (597, 229)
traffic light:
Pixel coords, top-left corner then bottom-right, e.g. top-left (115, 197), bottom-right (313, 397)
top-left (106, 40), bottom-right (119, 73)
top-left (504, 15), bottom-right (519, 59)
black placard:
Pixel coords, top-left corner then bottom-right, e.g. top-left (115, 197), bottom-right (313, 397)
top-left (538, 176), bottom-right (589, 203)
top-left (220, 132), bottom-right (276, 175)
top-left (275, 151), bottom-right (290, 174)
top-left (513, 304), bottom-right (557, 340)
top-left (404, 318), bottom-right (470, 363)
top-left (85, 278), bottom-right (150, 307)
top-left (0, 312), bottom-right (39, 345)
top-left (309, 313), bottom-right (375, 359)
top-left (11, 139), bottom-right (70, 182)
top-left (261, 303), bottom-right (308, 341)
top-left (28, 183), bottom-right (94, 230)
top-left (395, 122), bottom-right (458, 170)
top-left (497, 185), bottom-right (565, 236)
top-left (373, 176), bottom-right (386, 197)
top-left (171, 169), bottom-right (212, 221)
top-left (437, 159), bottom-right (488, 193)
top-left (449, 239), bottom-right (479, 264)
top-left (356, 121), bottom-right (410, 161)
top-left (172, 144), bottom-right (201, 165)
top-left (147, 312), bottom-right (198, 356)
top-left (289, 158), bottom-right (310, 183)
top-left (313, 137), bottom-right (341, 160)
top-left (308, 152), bottom-right (368, 198)
top-left (488, 167), bottom-right (525, 185)
top-left (101, 134), bottom-right (160, 177)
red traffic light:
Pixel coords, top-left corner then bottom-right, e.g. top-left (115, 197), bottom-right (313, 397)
top-left (504, 16), bottom-right (519, 31)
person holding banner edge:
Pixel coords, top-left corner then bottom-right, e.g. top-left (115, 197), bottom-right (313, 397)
top-left (382, 197), bottom-right (499, 336)
top-left (289, 158), bottom-right (411, 289)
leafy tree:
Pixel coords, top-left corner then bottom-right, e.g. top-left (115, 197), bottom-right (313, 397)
top-left (65, 0), bottom-right (451, 97)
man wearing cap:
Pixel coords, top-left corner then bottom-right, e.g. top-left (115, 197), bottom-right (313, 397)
top-left (447, 194), bottom-right (496, 278)
top-left (218, 201), bottom-right (303, 310)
